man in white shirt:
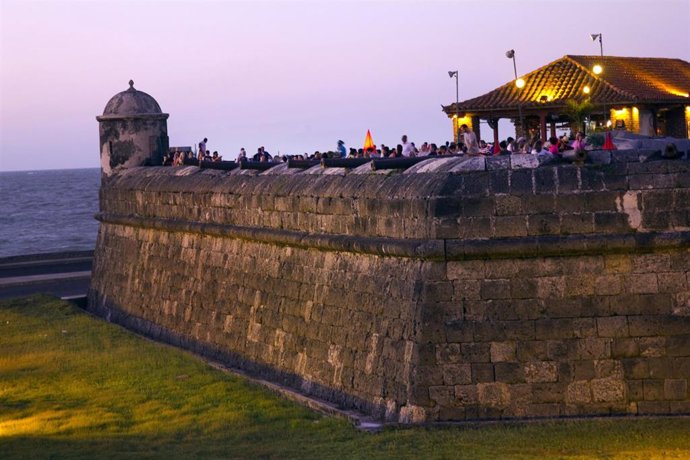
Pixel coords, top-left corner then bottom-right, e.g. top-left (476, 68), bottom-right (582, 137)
top-left (401, 135), bottom-right (416, 157)
top-left (461, 125), bottom-right (479, 155)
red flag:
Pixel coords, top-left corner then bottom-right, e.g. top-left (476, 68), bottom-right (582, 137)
top-left (603, 131), bottom-right (616, 151)
top-left (363, 130), bottom-right (375, 151)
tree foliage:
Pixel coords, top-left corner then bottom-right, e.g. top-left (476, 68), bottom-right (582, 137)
top-left (564, 98), bottom-right (594, 133)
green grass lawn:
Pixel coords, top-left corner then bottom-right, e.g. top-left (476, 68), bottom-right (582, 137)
top-left (1, 295), bottom-right (689, 459)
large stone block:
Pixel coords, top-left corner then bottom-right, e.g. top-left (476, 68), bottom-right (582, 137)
top-left (664, 379), bottom-right (688, 400)
top-left (490, 341), bottom-right (517, 362)
top-left (597, 316), bottom-right (629, 338)
top-left (494, 362), bottom-right (525, 383)
top-left (511, 154), bottom-right (539, 170)
top-left (566, 381), bottom-right (592, 404)
top-left (477, 382), bottom-right (511, 409)
top-left (524, 361), bottom-right (558, 383)
top-left (591, 377), bottom-right (626, 402)
top-left (442, 364), bottom-right (472, 385)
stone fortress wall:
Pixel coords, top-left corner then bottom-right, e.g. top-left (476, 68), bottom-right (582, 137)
top-left (88, 152), bottom-right (690, 422)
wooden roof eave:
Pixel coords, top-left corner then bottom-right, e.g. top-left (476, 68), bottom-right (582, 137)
top-left (452, 102), bottom-right (622, 117)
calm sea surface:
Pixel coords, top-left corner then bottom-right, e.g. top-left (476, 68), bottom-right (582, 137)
top-left (0, 168), bottom-right (100, 258)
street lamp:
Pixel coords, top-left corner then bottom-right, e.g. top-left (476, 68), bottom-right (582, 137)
top-left (448, 70), bottom-right (459, 104)
top-left (506, 49), bottom-right (525, 135)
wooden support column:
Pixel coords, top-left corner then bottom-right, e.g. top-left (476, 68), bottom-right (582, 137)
top-left (472, 116), bottom-right (481, 142)
top-left (539, 113), bottom-right (547, 141)
top-left (550, 121), bottom-right (557, 139)
top-left (487, 117), bottom-right (500, 154)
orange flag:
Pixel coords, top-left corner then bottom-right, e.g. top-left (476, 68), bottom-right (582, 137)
top-left (363, 130), bottom-right (375, 151)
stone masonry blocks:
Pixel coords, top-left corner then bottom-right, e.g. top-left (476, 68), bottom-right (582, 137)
top-left (90, 157), bottom-right (690, 422)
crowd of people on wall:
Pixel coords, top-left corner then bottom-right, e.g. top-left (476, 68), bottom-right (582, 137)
top-left (163, 129), bottom-right (590, 166)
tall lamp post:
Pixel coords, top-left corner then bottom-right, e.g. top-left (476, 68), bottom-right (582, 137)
top-left (448, 70), bottom-right (459, 104)
top-left (505, 49), bottom-right (525, 136)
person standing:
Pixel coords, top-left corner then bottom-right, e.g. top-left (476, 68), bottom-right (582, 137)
top-left (401, 135), bottom-right (415, 157)
top-left (337, 140), bottom-right (347, 158)
top-left (198, 138), bottom-right (208, 161)
top-left (461, 125), bottom-right (479, 155)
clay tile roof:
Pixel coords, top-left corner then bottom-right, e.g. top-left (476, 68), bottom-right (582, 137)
top-left (445, 55), bottom-right (690, 114)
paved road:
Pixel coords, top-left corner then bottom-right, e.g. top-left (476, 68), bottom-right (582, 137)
top-left (0, 251), bottom-right (93, 300)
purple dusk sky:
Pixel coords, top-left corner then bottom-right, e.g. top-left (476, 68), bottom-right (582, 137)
top-left (1, 0), bottom-right (689, 171)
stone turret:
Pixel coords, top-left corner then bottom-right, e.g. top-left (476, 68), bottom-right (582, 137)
top-left (96, 80), bottom-right (169, 176)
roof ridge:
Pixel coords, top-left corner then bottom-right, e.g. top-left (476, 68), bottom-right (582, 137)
top-left (566, 54), bottom-right (690, 63)
top-left (563, 55), bottom-right (638, 101)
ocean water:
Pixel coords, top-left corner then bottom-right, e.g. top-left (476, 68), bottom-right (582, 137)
top-left (0, 168), bottom-right (101, 258)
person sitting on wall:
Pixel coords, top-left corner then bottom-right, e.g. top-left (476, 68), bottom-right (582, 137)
top-left (516, 137), bottom-right (529, 154)
top-left (531, 140), bottom-right (550, 156)
top-left (571, 132), bottom-right (587, 153)
top-left (548, 136), bottom-right (560, 155)
top-left (418, 142), bottom-right (430, 156)
top-left (212, 151), bottom-right (222, 162)
top-left (558, 135), bottom-right (570, 152)
top-left (498, 140), bottom-right (510, 155)
top-left (499, 137), bottom-right (517, 153)
top-left (237, 148), bottom-right (247, 162)
top-left (478, 140), bottom-right (491, 155)
top-left (253, 147), bottom-right (272, 162)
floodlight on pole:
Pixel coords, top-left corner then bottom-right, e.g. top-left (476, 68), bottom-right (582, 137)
top-left (448, 70), bottom-right (459, 104)
top-left (505, 49), bottom-right (524, 132)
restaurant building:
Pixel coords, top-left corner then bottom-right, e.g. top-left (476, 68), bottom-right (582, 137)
top-left (443, 55), bottom-right (690, 144)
